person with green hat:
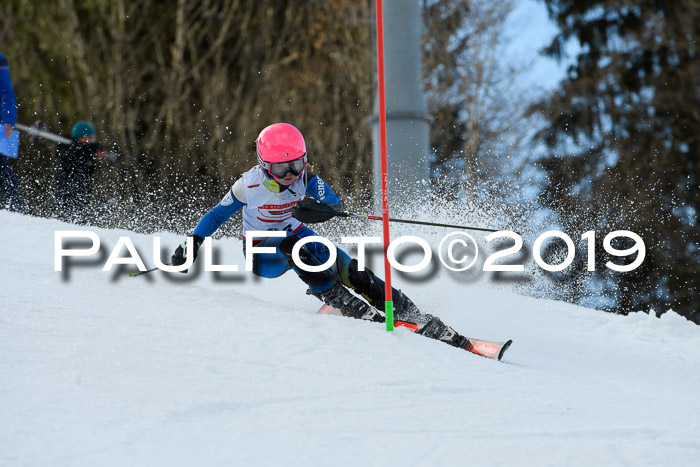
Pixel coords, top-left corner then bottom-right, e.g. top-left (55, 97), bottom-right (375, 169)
top-left (53, 121), bottom-right (107, 223)
top-left (71, 121), bottom-right (96, 140)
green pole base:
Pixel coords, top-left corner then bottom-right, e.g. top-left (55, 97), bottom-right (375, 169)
top-left (385, 300), bottom-right (394, 331)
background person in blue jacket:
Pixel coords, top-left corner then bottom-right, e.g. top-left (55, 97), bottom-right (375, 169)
top-left (171, 122), bottom-right (475, 350)
top-left (0, 53), bottom-right (25, 212)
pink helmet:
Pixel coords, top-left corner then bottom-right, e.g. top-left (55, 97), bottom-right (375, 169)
top-left (256, 123), bottom-right (307, 181)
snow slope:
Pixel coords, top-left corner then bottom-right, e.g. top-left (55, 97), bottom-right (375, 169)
top-left (1, 211), bottom-right (699, 466)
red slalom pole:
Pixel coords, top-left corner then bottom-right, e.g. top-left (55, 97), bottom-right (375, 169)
top-left (375, 0), bottom-right (393, 331)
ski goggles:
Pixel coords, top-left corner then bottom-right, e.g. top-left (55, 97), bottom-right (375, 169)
top-left (267, 157), bottom-right (306, 179)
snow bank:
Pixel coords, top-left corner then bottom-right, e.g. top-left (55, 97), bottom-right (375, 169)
top-left (1, 211), bottom-right (698, 466)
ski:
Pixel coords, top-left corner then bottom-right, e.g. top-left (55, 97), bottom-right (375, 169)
top-left (393, 319), bottom-right (513, 361)
top-left (317, 305), bottom-right (513, 361)
top-left (463, 337), bottom-right (512, 361)
top-left (317, 304), bottom-right (343, 316)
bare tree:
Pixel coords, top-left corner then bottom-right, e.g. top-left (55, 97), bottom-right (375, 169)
top-left (1, 0), bottom-right (374, 215)
top-left (422, 0), bottom-right (534, 197)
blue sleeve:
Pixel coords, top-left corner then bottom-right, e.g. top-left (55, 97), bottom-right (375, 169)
top-left (0, 55), bottom-right (17, 127)
top-left (193, 189), bottom-right (245, 237)
top-left (306, 174), bottom-right (342, 209)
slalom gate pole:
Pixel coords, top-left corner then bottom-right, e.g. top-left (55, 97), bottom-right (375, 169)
top-left (375, 0), bottom-right (393, 331)
top-left (15, 123), bottom-right (72, 144)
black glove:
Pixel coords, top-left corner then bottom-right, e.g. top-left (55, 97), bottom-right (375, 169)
top-left (171, 234), bottom-right (204, 272)
top-left (291, 198), bottom-right (342, 223)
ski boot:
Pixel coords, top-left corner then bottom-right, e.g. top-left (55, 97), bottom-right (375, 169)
top-left (393, 294), bottom-right (429, 323)
top-left (415, 316), bottom-right (470, 349)
top-left (308, 283), bottom-right (385, 323)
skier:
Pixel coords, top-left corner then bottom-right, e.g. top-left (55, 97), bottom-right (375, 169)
top-left (0, 52), bottom-right (25, 212)
top-left (171, 123), bottom-right (477, 351)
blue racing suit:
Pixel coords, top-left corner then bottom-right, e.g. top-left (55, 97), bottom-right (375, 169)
top-left (192, 171), bottom-right (353, 292)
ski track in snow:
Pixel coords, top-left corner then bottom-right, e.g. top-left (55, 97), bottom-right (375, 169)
top-left (1, 211), bottom-right (699, 466)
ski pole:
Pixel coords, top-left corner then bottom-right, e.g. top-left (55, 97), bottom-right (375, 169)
top-left (293, 201), bottom-right (514, 233)
top-left (15, 123), bottom-right (72, 144)
top-left (128, 264), bottom-right (171, 277)
top-left (340, 212), bottom-right (503, 233)
top-left (128, 266), bottom-right (159, 277)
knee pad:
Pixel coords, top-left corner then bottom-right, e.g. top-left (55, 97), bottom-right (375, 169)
top-left (281, 237), bottom-right (322, 270)
top-left (278, 235), bottom-right (301, 259)
top-left (281, 236), bottom-right (337, 289)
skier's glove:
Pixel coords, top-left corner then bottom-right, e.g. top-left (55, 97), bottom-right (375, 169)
top-left (171, 234), bottom-right (204, 273)
top-left (292, 198), bottom-right (342, 223)
top-left (105, 152), bottom-right (120, 164)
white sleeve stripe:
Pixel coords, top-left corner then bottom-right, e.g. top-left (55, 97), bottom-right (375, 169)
top-left (232, 178), bottom-right (247, 204)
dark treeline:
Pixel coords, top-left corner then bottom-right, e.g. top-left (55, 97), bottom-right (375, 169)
top-left (530, 0), bottom-right (699, 322)
top-left (1, 0), bottom-right (697, 321)
top-left (2, 0), bottom-right (526, 228)
top-left (1, 0), bottom-right (374, 224)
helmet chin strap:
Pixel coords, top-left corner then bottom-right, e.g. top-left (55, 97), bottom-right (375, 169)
top-left (263, 172), bottom-right (301, 194)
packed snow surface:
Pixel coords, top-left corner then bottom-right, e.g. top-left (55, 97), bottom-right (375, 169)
top-left (1, 211), bottom-right (698, 466)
